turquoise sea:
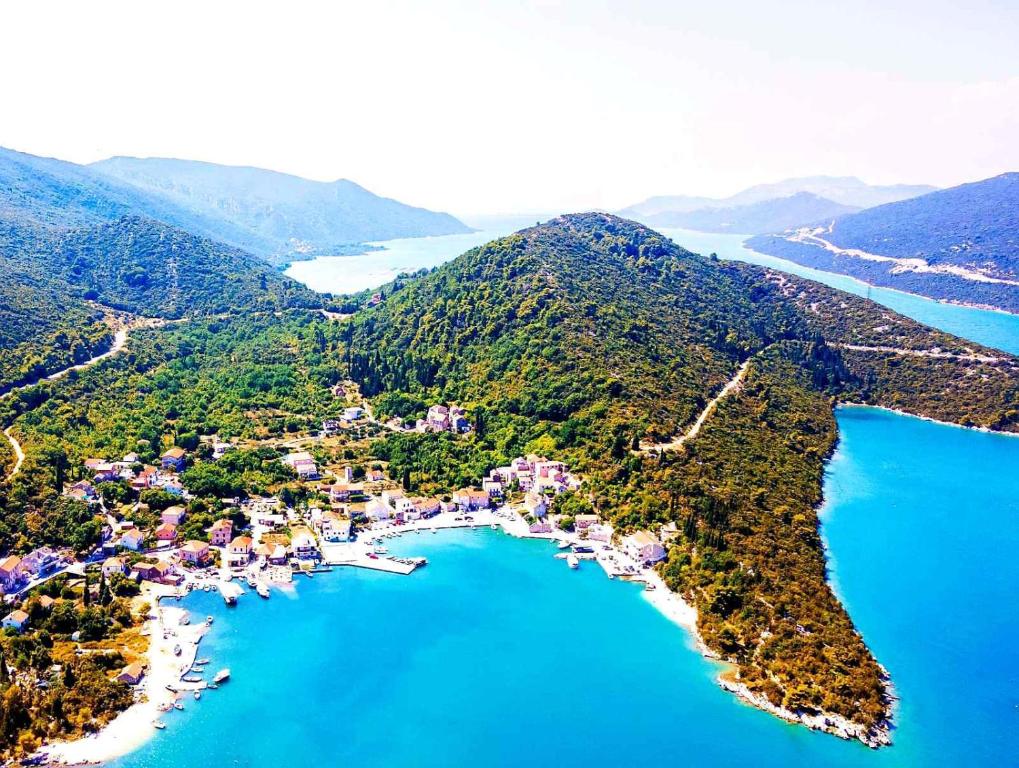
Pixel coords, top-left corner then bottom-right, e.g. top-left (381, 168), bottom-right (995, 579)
top-left (110, 408), bottom-right (1019, 767)
top-left (142, 226), bottom-right (1019, 767)
top-left (283, 219), bottom-right (527, 295)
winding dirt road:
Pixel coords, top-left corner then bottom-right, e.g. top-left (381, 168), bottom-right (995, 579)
top-left (2, 317), bottom-right (169, 481)
top-left (640, 357), bottom-right (753, 453)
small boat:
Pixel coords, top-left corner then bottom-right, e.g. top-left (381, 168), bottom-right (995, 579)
top-left (573, 545), bottom-right (594, 554)
top-left (173, 702), bottom-right (184, 711)
top-left (196, 658), bottom-right (211, 665)
top-left (182, 675), bottom-right (202, 683)
top-left (490, 523), bottom-right (498, 530)
top-left (256, 584), bottom-right (269, 599)
top-left (557, 540), bottom-right (571, 549)
top-left (172, 645), bottom-right (182, 656)
top-left (207, 682), bottom-right (218, 690)
top-left (179, 615), bottom-right (190, 625)
top-left (373, 544), bottom-right (388, 554)
top-left (567, 554), bottom-right (580, 569)
top-left (206, 615), bottom-right (214, 625)
top-left (156, 703), bottom-right (172, 712)
top-left (246, 575), bottom-right (257, 588)
top-left (431, 528), bottom-right (437, 534)
top-left (213, 668), bottom-right (230, 684)
top-left (152, 720), bottom-right (167, 730)
top-left (224, 594), bottom-right (237, 606)
top-left (194, 690), bottom-right (201, 701)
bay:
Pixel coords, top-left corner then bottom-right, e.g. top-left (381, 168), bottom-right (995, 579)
top-left (109, 407), bottom-right (1019, 766)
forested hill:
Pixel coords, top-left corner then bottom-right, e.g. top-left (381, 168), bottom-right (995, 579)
top-left (748, 173), bottom-right (1019, 312)
top-left (0, 215), bottom-right (322, 392)
top-left (0, 146), bottom-right (263, 252)
top-left (345, 213), bottom-right (1019, 740)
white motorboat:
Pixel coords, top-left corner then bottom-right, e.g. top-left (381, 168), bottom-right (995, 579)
top-left (567, 554), bottom-right (580, 569)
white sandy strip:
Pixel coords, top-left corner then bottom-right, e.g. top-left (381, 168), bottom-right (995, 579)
top-left (39, 588), bottom-right (208, 765)
top-left (368, 510), bottom-right (702, 639)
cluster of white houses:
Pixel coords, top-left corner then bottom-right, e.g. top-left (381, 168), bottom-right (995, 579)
top-left (69, 447), bottom-right (193, 502)
top-left (0, 548), bottom-right (63, 596)
top-left (383, 404), bottom-right (472, 435)
top-left (281, 451), bottom-right (321, 481)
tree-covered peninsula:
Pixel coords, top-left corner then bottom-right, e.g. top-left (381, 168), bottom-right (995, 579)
top-left (341, 214), bottom-right (1018, 741)
top-left (1, 214), bottom-right (1016, 752)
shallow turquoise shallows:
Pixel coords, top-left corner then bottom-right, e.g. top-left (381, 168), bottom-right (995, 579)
top-left (109, 406), bottom-right (1019, 768)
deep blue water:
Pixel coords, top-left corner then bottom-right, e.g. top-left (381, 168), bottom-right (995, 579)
top-left (111, 409), bottom-right (1019, 767)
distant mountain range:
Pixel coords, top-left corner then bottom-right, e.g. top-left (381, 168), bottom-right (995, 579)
top-left (635, 192), bottom-right (859, 234)
top-left (0, 147), bottom-right (471, 264)
top-left (619, 176), bottom-right (936, 235)
top-left (747, 173), bottom-right (1019, 313)
top-left (90, 156), bottom-right (472, 262)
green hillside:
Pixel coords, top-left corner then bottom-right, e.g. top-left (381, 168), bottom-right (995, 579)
top-left (0, 215), bottom-right (322, 391)
top-left (343, 213), bottom-right (1019, 737)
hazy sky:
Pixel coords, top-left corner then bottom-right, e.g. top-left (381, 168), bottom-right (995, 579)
top-left (3, 0), bottom-right (1017, 215)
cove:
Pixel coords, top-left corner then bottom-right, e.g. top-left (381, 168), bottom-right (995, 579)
top-left (283, 220), bottom-right (524, 295)
top-left (108, 407), bottom-right (1019, 768)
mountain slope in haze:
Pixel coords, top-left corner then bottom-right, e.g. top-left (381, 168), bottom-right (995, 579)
top-left (345, 213), bottom-right (1019, 743)
top-left (0, 146), bottom-right (266, 252)
top-left (620, 175), bottom-right (935, 221)
top-left (748, 173), bottom-right (1019, 313)
top-left (90, 156), bottom-right (472, 263)
top-left (642, 191), bottom-right (858, 234)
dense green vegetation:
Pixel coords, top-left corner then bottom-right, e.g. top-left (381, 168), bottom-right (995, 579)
top-left (0, 572), bottom-right (140, 756)
top-left (342, 213), bottom-right (1019, 735)
top-left (2, 212), bottom-right (1016, 748)
top-left (0, 212), bottom-right (323, 391)
top-left (0, 223), bottom-right (111, 393)
top-left (0, 216), bottom-right (322, 320)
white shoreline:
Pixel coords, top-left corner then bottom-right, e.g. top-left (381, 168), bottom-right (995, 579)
top-left (38, 502), bottom-right (895, 762)
top-left (38, 585), bottom-right (209, 766)
top-left (838, 402), bottom-right (1019, 438)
